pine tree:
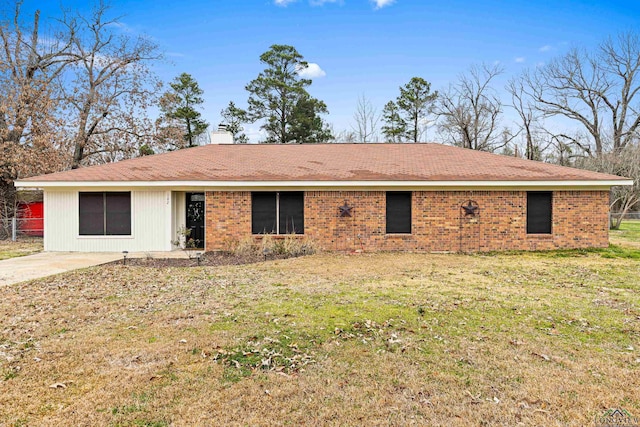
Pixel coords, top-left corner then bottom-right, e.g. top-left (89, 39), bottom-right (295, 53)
top-left (159, 73), bottom-right (209, 148)
top-left (396, 77), bottom-right (437, 143)
top-left (245, 44), bottom-right (330, 143)
top-left (381, 101), bottom-right (406, 142)
top-left (220, 101), bottom-right (249, 144)
top-left (289, 94), bottom-right (333, 143)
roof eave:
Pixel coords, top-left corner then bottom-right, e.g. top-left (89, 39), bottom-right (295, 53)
top-left (15, 179), bottom-right (634, 190)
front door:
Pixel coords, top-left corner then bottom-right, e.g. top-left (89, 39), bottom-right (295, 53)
top-left (186, 193), bottom-right (205, 249)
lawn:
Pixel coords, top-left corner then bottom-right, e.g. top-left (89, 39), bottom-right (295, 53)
top-left (0, 238), bottom-right (43, 261)
top-left (1, 245), bottom-right (639, 426)
top-left (610, 219), bottom-right (640, 248)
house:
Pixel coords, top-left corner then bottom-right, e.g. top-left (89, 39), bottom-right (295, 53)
top-left (15, 143), bottom-right (632, 253)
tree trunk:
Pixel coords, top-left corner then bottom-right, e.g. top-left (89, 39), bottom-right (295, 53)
top-left (186, 118), bottom-right (193, 147)
top-left (610, 195), bottom-right (637, 230)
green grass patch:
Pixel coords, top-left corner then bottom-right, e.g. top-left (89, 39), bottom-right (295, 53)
top-left (599, 244), bottom-right (640, 259)
top-left (3, 368), bottom-right (18, 381)
top-left (215, 329), bottom-right (320, 381)
top-left (610, 219), bottom-right (640, 245)
top-left (485, 244), bottom-right (640, 260)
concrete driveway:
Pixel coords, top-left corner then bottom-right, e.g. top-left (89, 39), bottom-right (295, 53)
top-left (0, 252), bottom-right (122, 286)
top-left (0, 250), bottom-right (194, 286)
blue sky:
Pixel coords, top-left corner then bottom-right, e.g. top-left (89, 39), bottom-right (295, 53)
top-left (21, 0), bottom-right (640, 141)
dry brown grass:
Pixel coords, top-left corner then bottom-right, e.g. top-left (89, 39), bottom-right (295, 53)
top-left (0, 238), bottom-right (43, 260)
top-left (0, 248), bottom-right (639, 426)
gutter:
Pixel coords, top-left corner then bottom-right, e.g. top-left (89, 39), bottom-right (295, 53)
top-left (15, 179), bottom-right (634, 191)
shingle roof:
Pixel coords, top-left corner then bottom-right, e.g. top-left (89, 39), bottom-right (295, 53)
top-left (19, 143), bottom-right (627, 183)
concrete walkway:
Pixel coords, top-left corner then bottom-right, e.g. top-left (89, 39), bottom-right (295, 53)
top-left (0, 250), bottom-right (191, 286)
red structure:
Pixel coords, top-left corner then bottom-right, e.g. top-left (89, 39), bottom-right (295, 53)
top-left (18, 201), bottom-right (44, 236)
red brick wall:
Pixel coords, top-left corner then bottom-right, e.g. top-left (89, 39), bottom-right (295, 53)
top-left (205, 190), bottom-right (610, 252)
top-left (205, 191), bottom-right (251, 251)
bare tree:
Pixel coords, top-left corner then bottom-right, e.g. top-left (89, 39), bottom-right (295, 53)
top-left (331, 128), bottom-right (356, 143)
top-left (351, 94), bottom-right (380, 142)
top-left (538, 130), bottom-right (593, 166)
top-left (582, 143), bottom-right (640, 228)
top-left (523, 32), bottom-right (640, 156)
top-left (60, 3), bottom-right (161, 168)
top-left (506, 76), bottom-right (554, 160)
top-left (0, 1), bottom-right (73, 230)
top-left (437, 63), bottom-right (505, 151)
top-left (0, 2), bottom-right (163, 232)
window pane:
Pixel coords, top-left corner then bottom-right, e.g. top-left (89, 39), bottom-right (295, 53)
top-left (252, 192), bottom-right (277, 234)
top-left (79, 193), bottom-right (105, 235)
top-left (105, 192), bottom-right (131, 235)
top-left (527, 192), bottom-right (552, 234)
top-left (386, 192), bottom-right (412, 234)
top-left (279, 192), bottom-right (304, 234)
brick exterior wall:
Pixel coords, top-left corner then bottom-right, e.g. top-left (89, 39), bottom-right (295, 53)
top-left (205, 190), bottom-right (610, 252)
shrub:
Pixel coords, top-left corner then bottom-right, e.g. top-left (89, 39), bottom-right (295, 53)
top-left (231, 234), bottom-right (320, 258)
top-left (231, 236), bottom-right (257, 257)
top-left (282, 234), bottom-right (320, 257)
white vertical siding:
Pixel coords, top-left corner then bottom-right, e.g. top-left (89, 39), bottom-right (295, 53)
top-left (171, 192), bottom-right (186, 247)
top-left (44, 189), bottom-right (173, 252)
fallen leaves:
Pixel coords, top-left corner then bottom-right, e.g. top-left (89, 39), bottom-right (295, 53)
top-left (532, 352), bottom-right (551, 361)
top-left (49, 380), bottom-right (74, 389)
top-left (213, 334), bottom-right (316, 375)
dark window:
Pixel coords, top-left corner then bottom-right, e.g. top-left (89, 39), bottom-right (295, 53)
top-left (79, 192), bottom-right (131, 236)
top-left (78, 193), bottom-right (104, 235)
top-left (252, 192), bottom-right (304, 234)
top-left (527, 192), bottom-right (552, 234)
top-left (279, 192), bottom-right (304, 234)
top-left (386, 192), bottom-right (412, 234)
top-left (251, 192), bottom-right (277, 234)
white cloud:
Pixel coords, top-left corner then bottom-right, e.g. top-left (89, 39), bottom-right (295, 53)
top-left (371, 0), bottom-right (395, 9)
top-left (539, 45), bottom-right (552, 52)
top-left (514, 57), bottom-right (525, 63)
top-left (296, 63), bottom-right (327, 78)
top-left (274, 0), bottom-right (296, 6)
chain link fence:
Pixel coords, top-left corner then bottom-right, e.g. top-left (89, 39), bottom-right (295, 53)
top-left (610, 212), bottom-right (640, 222)
top-left (0, 218), bottom-right (44, 241)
